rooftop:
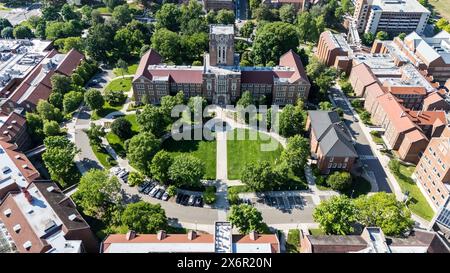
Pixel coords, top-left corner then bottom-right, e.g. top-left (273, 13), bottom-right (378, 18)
top-left (371, 0), bottom-right (430, 13)
top-left (0, 39), bottom-right (51, 93)
top-left (210, 25), bottom-right (234, 35)
top-left (404, 30), bottom-right (450, 65)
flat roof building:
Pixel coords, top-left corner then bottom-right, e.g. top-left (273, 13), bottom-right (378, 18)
top-left (353, 0), bottom-right (430, 35)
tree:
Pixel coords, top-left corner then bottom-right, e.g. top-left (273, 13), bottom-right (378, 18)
top-left (116, 59), bottom-right (128, 78)
top-left (297, 11), bottom-right (322, 43)
top-left (125, 132), bottom-right (161, 174)
top-left (241, 161), bottom-right (276, 191)
top-left (253, 4), bottom-right (274, 21)
top-left (150, 150), bottom-right (173, 184)
top-left (85, 24), bottom-right (115, 62)
top-left (85, 123), bottom-right (106, 146)
top-left (151, 28), bottom-right (182, 64)
top-left (435, 18), bottom-right (449, 32)
top-left (240, 21), bottom-right (255, 38)
top-left (237, 91), bottom-right (254, 108)
top-left (155, 3), bottom-right (181, 32)
top-left (137, 105), bottom-right (170, 137)
top-left (280, 135), bottom-right (309, 176)
top-left (362, 32), bottom-right (375, 46)
top-left (160, 92), bottom-right (185, 117)
top-left (72, 169), bottom-right (121, 218)
top-left (111, 117), bottom-right (133, 140)
top-left (376, 31), bottom-right (389, 40)
top-left (103, 0), bottom-right (126, 11)
top-left (354, 192), bottom-right (414, 236)
top-left (63, 91), bottom-right (83, 114)
top-left (187, 96), bottom-right (207, 114)
top-left (61, 4), bottom-right (80, 21)
top-left (43, 120), bottom-right (61, 136)
top-left (84, 88), bottom-right (104, 112)
top-left (327, 171), bottom-right (352, 191)
top-left (398, 32), bottom-right (407, 41)
top-left (127, 171), bottom-right (145, 187)
top-left (168, 155), bottom-right (205, 188)
top-left (42, 136), bottom-right (79, 187)
top-left (181, 32), bottom-right (209, 63)
top-left (26, 112), bottom-right (45, 142)
top-left (112, 4), bottom-right (132, 26)
top-left (121, 201), bottom-right (168, 233)
top-left (278, 104), bottom-right (305, 137)
top-left (36, 100), bottom-right (62, 122)
top-left (319, 101), bottom-right (333, 110)
top-left (51, 74), bottom-right (72, 94)
top-left (104, 89), bottom-right (126, 106)
top-left (1, 27), bottom-right (13, 38)
top-left (55, 36), bottom-right (84, 53)
top-left (216, 9), bottom-right (235, 24)
top-left (228, 204), bottom-right (267, 234)
top-left (313, 195), bottom-right (358, 235)
top-left (279, 4), bottom-right (296, 24)
top-left (49, 92), bottom-right (63, 109)
top-left (13, 25), bottom-right (33, 39)
top-left (0, 18), bottom-right (12, 33)
top-left (252, 22), bottom-right (299, 65)
top-left (166, 185), bottom-right (177, 197)
top-left (41, 5), bottom-right (61, 21)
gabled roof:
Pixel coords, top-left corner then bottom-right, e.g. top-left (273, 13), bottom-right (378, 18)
top-left (279, 50), bottom-right (310, 84)
top-left (55, 49), bottom-right (84, 76)
top-left (308, 111), bottom-right (358, 157)
top-left (133, 49), bottom-right (163, 81)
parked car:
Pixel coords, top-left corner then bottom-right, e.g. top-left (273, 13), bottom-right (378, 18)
top-left (111, 167), bottom-right (123, 175)
top-left (155, 189), bottom-right (164, 199)
top-left (161, 192), bottom-right (169, 201)
top-left (149, 187), bottom-right (159, 197)
top-left (353, 116), bottom-right (358, 122)
top-left (187, 195), bottom-right (195, 206)
top-left (194, 196), bottom-right (202, 207)
top-left (143, 184), bottom-right (155, 194)
top-left (138, 182), bottom-right (150, 193)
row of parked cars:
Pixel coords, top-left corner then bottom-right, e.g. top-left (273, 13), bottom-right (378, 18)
top-left (176, 193), bottom-right (203, 207)
top-left (111, 167), bottom-right (130, 183)
top-left (138, 181), bottom-right (170, 201)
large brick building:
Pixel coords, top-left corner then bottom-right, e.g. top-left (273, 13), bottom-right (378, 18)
top-left (132, 25), bottom-right (311, 106)
top-left (306, 111), bottom-right (358, 174)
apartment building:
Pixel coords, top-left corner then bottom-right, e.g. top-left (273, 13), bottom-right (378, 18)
top-left (0, 48), bottom-right (84, 114)
top-left (202, 0), bottom-right (234, 11)
top-left (370, 93), bottom-right (429, 163)
top-left (423, 92), bottom-right (450, 112)
top-left (0, 180), bottom-right (98, 253)
top-left (132, 25), bottom-right (311, 106)
top-left (300, 227), bottom-right (449, 253)
top-left (316, 31), bottom-right (354, 74)
top-left (306, 111), bottom-right (358, 174)
top-left (414, 127), bottom-right (450, 209)
top-left (101, 222), bottom-right (280, 253)
top-left (0, 109), bottom-right (31, 151)
top-left (353, 0), bottom-right (430, 35)
top-left (0, 141), bottom-right (40, 200)
top-left (373, 31), bottom-right (450, 84)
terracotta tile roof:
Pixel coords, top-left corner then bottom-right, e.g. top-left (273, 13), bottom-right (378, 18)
top-left (232, 234), bottom-right (280, 253)
top-left (387, 86), bottom-right (427, 95)
top-left (424, 92), bottom-right (445, 105)
top-left (376, 93), bottom-right (420, 133)
top-left (134, 49), bottom-right (163, 81)
top-left (55, 49), bottom-right (84, 76)
top-left (407, 110), bottom-right (447, 126)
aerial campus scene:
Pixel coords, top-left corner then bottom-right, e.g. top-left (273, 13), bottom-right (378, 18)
top-left (0, 0), bottom-right (450, 258)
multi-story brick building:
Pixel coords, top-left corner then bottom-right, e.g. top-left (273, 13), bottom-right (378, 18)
top-left (262, 0), bottom-right (316, 12)
top-left (132, 25), bottom-right (311, 106)
top-left (202, 0), bottom-right (234, 11)
top-left (306, 111), bottom-right (358, 174)
top-left (0, 109), bottom-right (31, 151)
top-left (0, 180), bottom-right (98, 253)
top-left (353, 0), bottom-right (430, 35)
top-left (414, 127), bottom-right (450, 210)
top-left (316, 31), bottom-right (354, 74)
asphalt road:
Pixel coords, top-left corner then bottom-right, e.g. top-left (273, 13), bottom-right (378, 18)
top-left (329, 87), bottom-right (392, 193)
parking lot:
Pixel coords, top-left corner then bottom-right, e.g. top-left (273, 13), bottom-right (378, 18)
top-left (239, 192), bottom-right (315, 212)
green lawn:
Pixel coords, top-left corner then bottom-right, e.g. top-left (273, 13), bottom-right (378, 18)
top-left (95, 6), bottom-right (111, 14)
top-left (91, 143), bottom-right (117, 169)
top-left (309, 228), bottom-right (326, 236)
top-left (105, 114), bottom-right (139, 158)
top-left (370, 131), bottom-right (384, 145)
top-left (430, 0), bottom-right (450, 20)
top-left (286, 229), bottom-right (300, 253)
top-left (227, 129), bottom-right (284, 180)
top-left (162, 137), bottom-right (217, 179)
top-left (113, 64), bottom-right (139, 77)
top-left (104, 78), bottom-right (132, 93)
top-left (91, 101), bottom-right (123, 120)
top-left (390, 161), bottom-right (434, 221)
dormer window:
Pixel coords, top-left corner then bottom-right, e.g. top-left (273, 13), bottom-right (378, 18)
top-left (3, 209), bottom-right (11, 217)
top-left (13, 224), bottom-right (21, 233)
top-left (46, 186), bottom-right (55, 192)
top-left (23, 241), bottom-right (32, 250)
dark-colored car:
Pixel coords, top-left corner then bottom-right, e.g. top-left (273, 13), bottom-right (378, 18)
top-left (155, 189), bottom-right (164, 199)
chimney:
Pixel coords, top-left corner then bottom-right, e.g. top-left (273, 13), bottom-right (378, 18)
top-left (249, 231), bottom-right (258, 241)
top-left (157, 230), bottom-right (166, 240)
top-left (21, 187), bottom-right (33, 203)
top-left (126, 230), bottom-right (136, 241)
top-left (188, 230), bottom-right (197, 240)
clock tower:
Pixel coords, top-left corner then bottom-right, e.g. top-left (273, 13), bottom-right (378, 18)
top-left (209, 25), bottom-right (235, 66)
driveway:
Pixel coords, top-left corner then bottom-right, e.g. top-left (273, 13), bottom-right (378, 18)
top-left (328, 86), bottom-right (392, 193)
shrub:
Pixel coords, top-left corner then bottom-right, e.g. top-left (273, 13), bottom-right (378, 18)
top-left (327, 171), bottom-right (352, 191)
top-left (203, 186), bottom-right (217, 204)
top-left (166, 185), bottom-right (177, 197)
